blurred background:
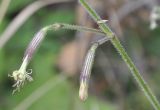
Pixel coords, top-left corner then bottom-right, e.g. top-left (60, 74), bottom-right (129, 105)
top-left (0, 0), bottom-right (160, 110)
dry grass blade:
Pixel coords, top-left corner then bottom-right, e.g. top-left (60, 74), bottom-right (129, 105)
top-left (0, 0), bottom-right (73, 49)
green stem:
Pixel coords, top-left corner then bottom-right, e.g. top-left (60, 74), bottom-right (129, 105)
top-left (79, 0), bottom-right (160, 110)
top-left (24, 22), bottom-right (104, 63)
top-left (48, 23), bottom-right (104, 35)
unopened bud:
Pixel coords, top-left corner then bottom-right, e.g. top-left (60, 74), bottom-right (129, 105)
top-left (79, 81), bottom-right (88, 101)
top-left (79, 43), bottom-right (98, 101)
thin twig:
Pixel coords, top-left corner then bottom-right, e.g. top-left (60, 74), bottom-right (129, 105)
top-left (14, 74), bottom-right (67, 110)
top-left (0, 0), bottom-right (73, 49)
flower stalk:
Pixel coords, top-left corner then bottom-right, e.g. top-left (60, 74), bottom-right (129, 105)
top-left (10, 23), bottom-right (104, 93)
top-left (79, 0), bottom-right (160, 109)
top-left (79, 37), bottom-right (110, 101)
top-left (79, 43), bottom-right (98, 101)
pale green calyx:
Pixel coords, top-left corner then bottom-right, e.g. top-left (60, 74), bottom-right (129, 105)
top-left (9, 55), bottom-right (33, 94)
top-left (79, 80), bottom-right (88, 101)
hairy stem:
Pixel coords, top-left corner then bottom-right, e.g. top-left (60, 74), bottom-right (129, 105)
top-left (79, 0), bottom-right (160, 110)
top-left (56, 23), bottom-right (104, 34)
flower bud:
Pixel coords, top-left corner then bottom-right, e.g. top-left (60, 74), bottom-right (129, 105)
top-left (79, 80), bottom-right (88, 101)
top-left (79, 43), bottom-right (98, 101)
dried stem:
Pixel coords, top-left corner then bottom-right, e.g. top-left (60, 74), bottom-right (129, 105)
top-left (0, 0), bottom-right (73, 49)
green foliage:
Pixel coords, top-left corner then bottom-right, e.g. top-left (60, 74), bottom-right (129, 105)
top-left (1, 0), bottom-right (160, 110)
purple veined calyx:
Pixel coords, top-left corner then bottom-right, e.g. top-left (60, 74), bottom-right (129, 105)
top-left (79, 37), bottom-right (110, 101)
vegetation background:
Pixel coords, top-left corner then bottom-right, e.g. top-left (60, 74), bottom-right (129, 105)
top-left (0, 0), bottom-right (160, 110)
